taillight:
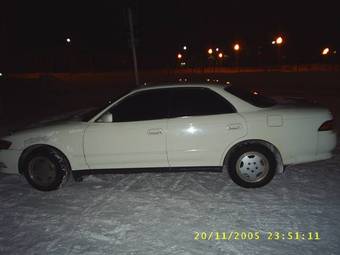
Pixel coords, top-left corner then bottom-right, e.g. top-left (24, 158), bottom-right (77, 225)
top-left (318, 120), bottom-right (334, 131)
top-left (0, 140), bottom-right (12, 150)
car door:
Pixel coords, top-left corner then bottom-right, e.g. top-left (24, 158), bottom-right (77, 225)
top-left (166, 87), bottom-right (247, 167)
top-left (83, 89), bottom-right (170, 170)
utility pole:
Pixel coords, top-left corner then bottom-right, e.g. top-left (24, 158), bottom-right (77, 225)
top-left (128, 8), bottom-right (139, 87)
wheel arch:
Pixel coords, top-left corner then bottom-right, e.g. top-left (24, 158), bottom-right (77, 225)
top-left (18, 144), bottom-right (71, 175)
top-left (222, 139), bottom-right (284, 174)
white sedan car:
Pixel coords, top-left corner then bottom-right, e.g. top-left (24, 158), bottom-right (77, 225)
top-left (0, 84), bottom-right (337, 191)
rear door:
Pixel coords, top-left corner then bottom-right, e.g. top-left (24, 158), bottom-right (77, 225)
top-left (166, 87), bottom-right (247, 167)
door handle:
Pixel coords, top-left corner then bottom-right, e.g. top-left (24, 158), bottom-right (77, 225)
top-left (147, 128), bottom-right (163, 135)
top-left (227, 124), bottom-right (242, 130)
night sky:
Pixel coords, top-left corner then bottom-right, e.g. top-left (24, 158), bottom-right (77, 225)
top-left (1, 1), bottom-right (339, 69)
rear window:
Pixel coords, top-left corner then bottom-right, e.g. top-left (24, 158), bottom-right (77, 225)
top-left (169, 87), bottom-right (236, 117)
top-left (224, 87), bottom-right (276, 108)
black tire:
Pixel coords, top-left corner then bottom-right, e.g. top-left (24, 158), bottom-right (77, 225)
top-left (22, 147), bottom-right (71, 191)
top-left (226, 144), bottom-right (276, 188)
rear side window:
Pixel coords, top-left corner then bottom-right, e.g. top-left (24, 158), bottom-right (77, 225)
top-left (169, 87), bottom-right (236, 118)
top-left (224, 87), bottom-right (276, 108)
top-left (110, 89), bottom-right (169, 122)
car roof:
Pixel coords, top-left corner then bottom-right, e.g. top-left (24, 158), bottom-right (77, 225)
top-left (133, 83), bottom-right (229, 92)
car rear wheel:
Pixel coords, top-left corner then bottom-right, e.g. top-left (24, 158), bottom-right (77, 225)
top-left (226, 144), bottom-right (276, 188)
top-left (23, 147), bottom-right (70, 191)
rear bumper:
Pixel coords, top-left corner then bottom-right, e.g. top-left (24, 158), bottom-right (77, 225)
top-left (284, 130), bottom-right (336, 165)
top-left (317, 131), bottom-right (337, 157)
top-left (0, 149), bottom-right (21, 174)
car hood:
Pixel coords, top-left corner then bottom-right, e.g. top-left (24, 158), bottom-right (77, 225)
top-left (2, 121), bottom-right (89, 150)
top-left (10, 121), bottom-right (88, 135)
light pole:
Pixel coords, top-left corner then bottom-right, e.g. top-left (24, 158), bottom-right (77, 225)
top-left (233, 43), bottom-right (240, 71)
top-left (273, 36), bottom-right (284, 66)
top-left (65, 37), bottom-right (73, 72)
top-left (128, 8), bottom-right (139, 87)
top-left (217, 52), bottom-right (224, 67)
top-left (207, 48), bottom-right (214, 67)
top-left (321, 47), bottom-right (331, 67)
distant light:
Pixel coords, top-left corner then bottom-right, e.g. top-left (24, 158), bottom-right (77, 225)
top-left (0, 72), bottom-right (2, 77)
top-left (208, 48), bottom-right (213, 54)
top-left (333, 50), bottom-right (337, 54)
top-left (66, 38), bottom-right (71, 43)
top-left (143, 82), bottom-right (147, 86)
top-left (184, 78), bottom-right (188, 82)
top-left (216, 79), bottom-right (219, 82)
top-left (179, 78), bottom-right (182, 82)
top-left (272, 40), bottom-right (276, 45)
top-left (177, 53), bottom-right (182, 59)
top-left (183, 46), bottom-right (187, 50)
top-left (180, 62), bottom-right (186, 66)
top-left (322, 48), bottom-right (330, 55)
top-left (215, 48), bottom-right (219, 52)
top-left (276, 36), bottom-right (283, 45)
top-left (253, 91), bottom-right (259, 95)
top-left (206, 78), bottom-right (210, 82)
top-left (226, 81), bottom-right (230, 84)
top-left (234, 43), bottom-right (240, 51)
top-left (218, 52), bottom-right (223, 58)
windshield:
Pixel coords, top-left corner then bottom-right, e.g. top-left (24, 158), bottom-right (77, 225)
top-left (224, 87), bottom-right (276, 108)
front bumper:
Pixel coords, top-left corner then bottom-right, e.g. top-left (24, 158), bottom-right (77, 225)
top-left (0, 149), bottom-right (22, 174)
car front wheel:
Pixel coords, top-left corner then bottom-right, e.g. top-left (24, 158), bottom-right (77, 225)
top-left (227, 144), bottom-right (276, 188)
top-left (23, 147), bottom-right (70, 191)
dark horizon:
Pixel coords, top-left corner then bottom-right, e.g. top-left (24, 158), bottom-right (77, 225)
top-left (1, 1), bottom-right (339, 71)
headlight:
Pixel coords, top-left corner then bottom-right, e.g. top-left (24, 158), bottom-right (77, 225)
top-left (0, 140), bottom-right (12, 150)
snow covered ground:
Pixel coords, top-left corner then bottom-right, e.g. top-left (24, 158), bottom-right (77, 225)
top-left (1, 72), bottom-right (340, 254)
top-left (0, 140), bottom-right (339, 254)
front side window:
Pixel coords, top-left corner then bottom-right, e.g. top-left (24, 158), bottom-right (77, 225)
top-left (169, 87), bottom-right (236, 118)
top-left (109, 89), bottom-right (169, 122)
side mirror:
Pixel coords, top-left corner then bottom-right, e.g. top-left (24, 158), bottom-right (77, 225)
top-left (97, 112), bottom-right (113, 123)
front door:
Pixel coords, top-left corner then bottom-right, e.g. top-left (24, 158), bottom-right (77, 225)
top-left (83, 89), bottom-right (170, 170)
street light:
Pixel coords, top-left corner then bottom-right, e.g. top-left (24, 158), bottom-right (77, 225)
top-left (208, 48), bottom-right (213, 55)
top-left (275, 36), bottom-right (283, 45)
top-left (183, 46), bottom-right (187, 51)
top-left (215, 48), bottom-right (219, 52)
top-left (322, 48), bottom-right (330, 56)
top-left (177, 53), bottom-right (182, 59)
top-left (218, 52), bottom-right (223, 58)
top-left (66, 38), bottom-right (71, 43)
top-left (233, 43), bottom-right (240, 51)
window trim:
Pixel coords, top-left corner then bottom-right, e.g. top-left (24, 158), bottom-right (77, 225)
top-left (94, 87), bottom-right (237, 123)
